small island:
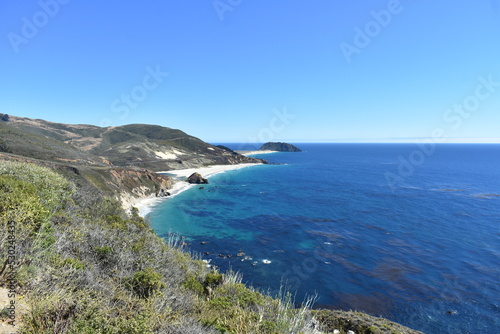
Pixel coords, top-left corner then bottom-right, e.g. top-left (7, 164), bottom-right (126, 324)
top-left (260, 142), bottom-right (302, 152)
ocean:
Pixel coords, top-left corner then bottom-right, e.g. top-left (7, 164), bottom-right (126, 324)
top-left (147, 144), bottom-right (500, 334)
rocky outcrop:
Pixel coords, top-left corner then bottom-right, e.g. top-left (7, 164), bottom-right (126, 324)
top-left (187, 172), bottom-right (209, 184)
top-left (156, 189), bottom-right (171, 197)
top-left (259, 142), bottom-right (302, 152)
top-left (313, 310), bottom-right (424, 334)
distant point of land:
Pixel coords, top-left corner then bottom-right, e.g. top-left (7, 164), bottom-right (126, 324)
top-left (259, 142), bottom-right (302, 152)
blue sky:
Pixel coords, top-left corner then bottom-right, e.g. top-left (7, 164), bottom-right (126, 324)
top-left (1, 0), bottom-right (499, 143)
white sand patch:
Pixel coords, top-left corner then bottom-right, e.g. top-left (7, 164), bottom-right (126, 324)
top-left (133, 180), bottom-right (197, 216)
top-left (172, 149), bottom-right (186, 155)
top-left (159, 163), bottom-right (263, 179)
top-left (120, 186), bottom-right (151, 210)
top-left (131, 195), bottom-right (166, 217)
top-left (155, 151), bottom-right (177, 160)
top-left (237, 150), bottom-right (278, 156)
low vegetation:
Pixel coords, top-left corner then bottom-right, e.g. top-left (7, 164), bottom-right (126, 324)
top-left (0, 160), bottom-right (423, 333)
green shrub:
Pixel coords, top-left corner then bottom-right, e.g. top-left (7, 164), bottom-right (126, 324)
top-left (62, 257), bottom-right (86, 271)
top-left (15, 264), bottom-right (37, 284)
top-left (208, 296), bottom-right (233, 310)
top-left (0, 161), bottom-right (74, 242)
top-left (259, 320), bottom-right (280, 333)
top-left (0, 175), bottom-right (49, 233)
top-left (125, 267), bottom-right (166, 298)
top-left (0, 160), bottom-right (74, 213)
top-left (36, 221), bottom-right (57, 249)
top-left (213, 283), bottom-right (266, 308)
top-left (70, 307), bottom-right (154, 334)
top-left (94, 246), bottom-right (114, 259)
top-left (205, 272), bottom-right (223, 288)
top-left (183, 275), bottom-right (205, 296)
top-left (106, 214), bottom-right (127, 229)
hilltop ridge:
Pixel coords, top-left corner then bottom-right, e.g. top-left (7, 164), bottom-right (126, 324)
top-left (0, 114), bottom-right (264, 171)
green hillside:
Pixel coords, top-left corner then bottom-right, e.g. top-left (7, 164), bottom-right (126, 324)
top-left (0, 114), bottom-right (264, 171)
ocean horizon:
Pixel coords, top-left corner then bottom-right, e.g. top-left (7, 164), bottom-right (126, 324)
top-left (147, 143), bottom-right (500, 334)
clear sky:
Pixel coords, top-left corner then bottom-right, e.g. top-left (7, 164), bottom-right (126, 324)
top-left (1, 0), bottom-right (499, 143)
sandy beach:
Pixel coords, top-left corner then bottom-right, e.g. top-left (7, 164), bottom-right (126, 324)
top-left (236, 150), bottom-right (278, 156)
top-left (160, 163), bottom-right (263, 179)
top-left (134, 163), bottom-right (263, 216)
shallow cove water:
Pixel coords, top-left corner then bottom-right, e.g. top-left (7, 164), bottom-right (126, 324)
top-left (148, 144), bottom-right (500, 333)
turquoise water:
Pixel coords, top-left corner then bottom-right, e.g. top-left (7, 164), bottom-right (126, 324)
top-left (148, 144), bottom-right (500, 333)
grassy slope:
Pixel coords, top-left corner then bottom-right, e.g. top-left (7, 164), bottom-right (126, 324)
top-left (0, 161), bottom-right (424, 334)
top-left (0, 121), bottom-right (102, 166)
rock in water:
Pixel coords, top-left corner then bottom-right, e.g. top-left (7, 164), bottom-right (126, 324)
top-left (259, 142), bottom-right (302, 152)
top-left (187, 172), bottom-right (209, 184)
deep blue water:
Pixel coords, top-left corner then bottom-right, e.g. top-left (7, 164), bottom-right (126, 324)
top-left (148, 144), bottom-right (500, 334)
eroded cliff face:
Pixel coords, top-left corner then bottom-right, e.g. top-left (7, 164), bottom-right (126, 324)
top-left (0, 153), bottom-right (173, 211)
top-left (62, 166), bottom-right (174, 211)
top-left (106, 168), bottom-right (172, 194)
top-left (105, 168), bottom-right (173, 209)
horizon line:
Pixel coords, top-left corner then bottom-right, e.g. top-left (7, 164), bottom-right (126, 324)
top-left (212, 139), bottom-right (500, 144)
